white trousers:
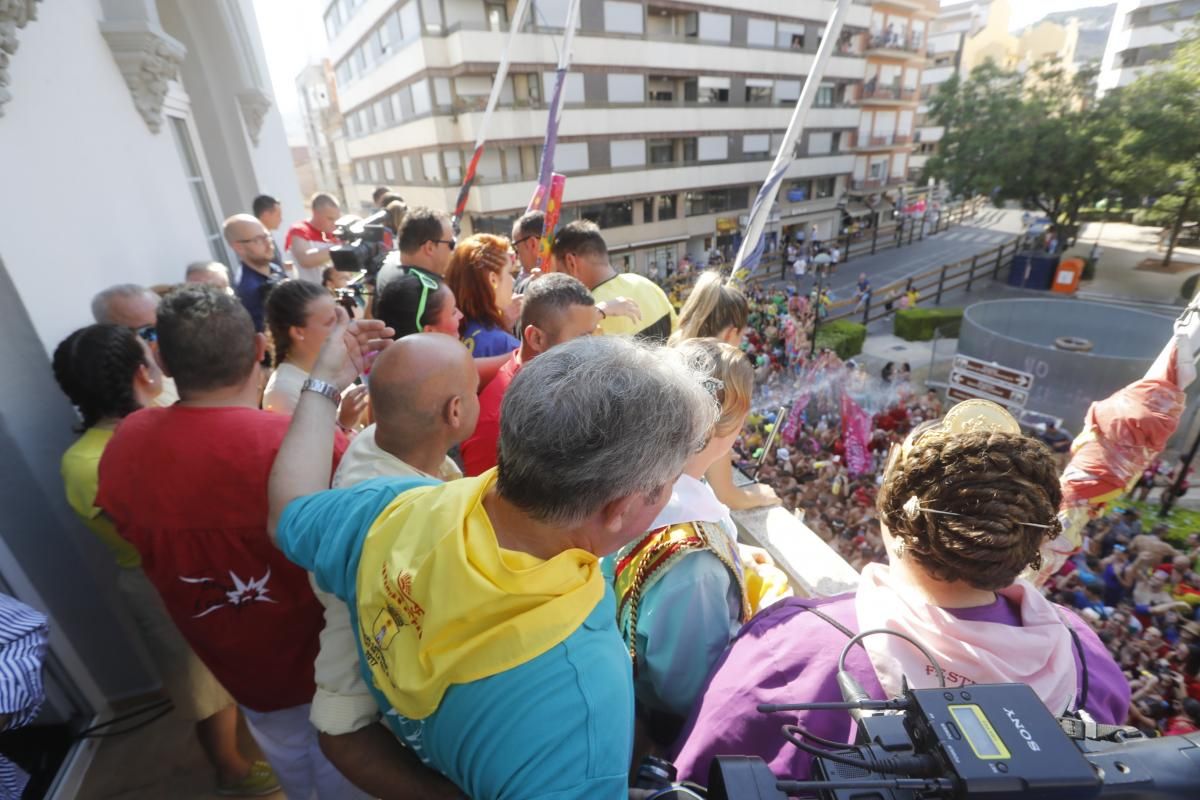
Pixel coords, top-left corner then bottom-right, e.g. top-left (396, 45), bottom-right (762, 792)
top-left (241, 703), bottom-right (369, 800)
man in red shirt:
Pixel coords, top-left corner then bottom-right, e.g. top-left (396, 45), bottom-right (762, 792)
top-left (461, 274), bottom-right (600, 476)
top-left (285, 192), bottom-right (342, 284)
top-left (97, 285), bottom-right (358, 799)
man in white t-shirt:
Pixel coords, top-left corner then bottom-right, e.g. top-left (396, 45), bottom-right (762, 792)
top-left (309, 333), bottom-right (479, 797)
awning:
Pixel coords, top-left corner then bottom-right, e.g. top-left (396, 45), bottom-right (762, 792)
top-left (844, 202), bottom-right (873, 218)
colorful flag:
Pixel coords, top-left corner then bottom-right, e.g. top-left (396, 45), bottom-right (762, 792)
top-left (841, 392), bottom-right (872, 476)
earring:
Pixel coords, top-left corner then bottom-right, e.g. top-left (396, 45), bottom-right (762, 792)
top-left (893, 540), bottom-right (906, 560)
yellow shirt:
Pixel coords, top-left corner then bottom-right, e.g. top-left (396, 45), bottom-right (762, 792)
top-left (592, 272), bottom-right (678, 340)
top-left (61, 426), bottom-right (141, 568)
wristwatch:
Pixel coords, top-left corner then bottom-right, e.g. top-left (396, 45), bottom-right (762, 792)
top-left (301, 377), bottom-right (342, 406)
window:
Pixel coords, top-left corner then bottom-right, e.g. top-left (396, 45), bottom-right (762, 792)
top-left (376, 99), bottom-right (391, 127)
top-left (697, 12), bottom-right (731, 42)
top-left (501, 146), bottom-right (524, 179)
top-left (411, 80), bottom-right (432, 115)
top-left (747, 18), bottom-right (775, 47)
top-left (778, 22), bottom-right (805, 49)
top-left (808, 132), bottom-right (833, 155)
top-left (421, 151), bottom-right (441, 182)
top-left (578, 200), bottom-right (633, 228)
top-left (648, 75), bottom-right (674, 102)
top-left (420, 0), bottom-right (442, 32)
top-left (383, 158), bottom-right (396, 181)
top-left (698, 135), bottom-right (728, 161)
top-left (682, 137), bottom-right (697, 162)
top-left (815, 84), bottom-right (835, 108)
top-left (360, 106), bottom-right (374, 132)
top-left (353, 46), bottom-right (367, 74)
top-left (603, 1), bottom-right (643, 34)
top-left (649, 139), bottom-right (674, 164)
top-left (399, 1), bottom-right (420, 41)
top-left (355, 161), bottom-right (368, 182)
top-left (685, 186), bottom-right (748, 216)
top-left (745, 78), bottom-right (772, 104)
top-left (347, 111), bottom-right (361, 137)
top-left (814, 176), bottom-right (835, 198)
top-left (433, 77), bottom-right (453, 109)
top-left (169, 116), bottom-right (226, 264)
top-left (743, 133), bottom-right (769, 153)
top-left (401, 155), bottom-right (414, 181)
top-left (656, 193), bottom-right (677, 220)
top-left (324, 5), bottom-right (341, 40)
top-left (610, 139), bottom-right (646, 168)
top-left (335, 60), bottom-right (352, 87)
top-left (444, 150), bottom-right (462, 183)
top-left (775, 80), bottom-right (800, 103)
top-left (369, 160), bottom-right (381, 181)
top-left (486, 1), bottom-right (508, 31)
top-left (607, 74), bottom-right (644, 103)
top-left (786, 180), bottom-right (810, 202)
top-left (535, 0), bottom-right (574, 28)
top-left (542, 72), bottom-right (585, 104)
top-left (698, 76), bottom-right (730, 104)
top-left (554, 141), bottom-right (590, 172)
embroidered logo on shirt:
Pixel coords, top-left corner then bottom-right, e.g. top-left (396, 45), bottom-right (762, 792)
top-left (179, 569), bottom-right (279, 618)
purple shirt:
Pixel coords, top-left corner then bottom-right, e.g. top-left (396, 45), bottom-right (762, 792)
top-left (671, 593), bottom-right (1130, 785)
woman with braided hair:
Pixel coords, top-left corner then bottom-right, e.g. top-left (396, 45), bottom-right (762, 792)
top-left (445, 233), bottom-right (521, 358)
top-left (53, 324), bottom-right (279, 796)
top-left (671, 399), bottom-right (1130, 784)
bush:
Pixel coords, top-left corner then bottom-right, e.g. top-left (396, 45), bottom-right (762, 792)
top-left (814, 320), bottom-right (866, 359)
top-left (894, 307), bottom-right (964, 341)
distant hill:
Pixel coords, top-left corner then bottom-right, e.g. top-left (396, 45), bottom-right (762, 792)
top-left (1023, 4), bottom-right (1115, 65)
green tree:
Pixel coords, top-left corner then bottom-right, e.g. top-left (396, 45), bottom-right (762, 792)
top-left (924, 60), bottom-right (1120, 246)
top-left (1114, 31), bottom-right (1200, 268)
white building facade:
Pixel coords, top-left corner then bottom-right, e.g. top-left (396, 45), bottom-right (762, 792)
top-left (320, 0), bottom-right (875, 276)
top-left (0, 0), bottom-right (300, 793)
top-left (1098, 0), bottom-right (1196, 93)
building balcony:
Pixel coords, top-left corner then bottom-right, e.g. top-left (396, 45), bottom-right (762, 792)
top-left (853, 132), bottom-right (913, 151)
top-left (859, 84), bottom-right (919, 104)
top-left (864, 33), bottom-right (925, 59)
top-left (850, 176), bottom-right (908, 191)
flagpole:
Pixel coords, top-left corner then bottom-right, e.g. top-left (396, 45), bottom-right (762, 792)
top-left (530, 0), bottom-right (582, 207)
top-left (452, 0), bottom-right (533, 219)
top-left (730, 0), bottom-right (853, 283)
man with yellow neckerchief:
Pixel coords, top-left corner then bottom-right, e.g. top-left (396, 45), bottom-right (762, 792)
top-left (269, 317), bottom-right (717, 799)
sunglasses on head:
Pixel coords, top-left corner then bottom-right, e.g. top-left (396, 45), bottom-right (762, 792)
top-left (411, 269), bottom-right (440, 332)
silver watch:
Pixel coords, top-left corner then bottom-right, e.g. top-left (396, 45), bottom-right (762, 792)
top-left (301, 377), bottom-right (342, 406)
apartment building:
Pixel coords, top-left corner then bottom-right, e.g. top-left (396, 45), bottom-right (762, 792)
top-left (319, 0), bottom-right (878, 276)
top-left (297, 60), bottom-right (353, 205)
top-left (1098, 0), bottom-right (1196, 93)
top-left (851, 0), bottom-right (935, 202)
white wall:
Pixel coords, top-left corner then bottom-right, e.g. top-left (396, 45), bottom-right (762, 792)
top-left (0, 0), bottom-right (212, 354)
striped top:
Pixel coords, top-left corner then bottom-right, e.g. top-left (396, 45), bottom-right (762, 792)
top-left (0, 593), bottom-right (49, 799)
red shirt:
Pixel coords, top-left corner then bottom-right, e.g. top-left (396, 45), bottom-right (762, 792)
top-left (284, 219), bottom-right (333, 252)
top-left (461, 351), bottom-right (521, 477)
top-left (96, 406), bottom-right (347, 712)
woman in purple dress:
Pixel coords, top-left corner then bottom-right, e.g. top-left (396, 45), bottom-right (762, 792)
top-left (672, 399), bottom-right (1131, 785)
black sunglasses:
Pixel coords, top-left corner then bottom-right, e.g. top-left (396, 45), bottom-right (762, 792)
top-left (510, 235), bottom-right (536, 252)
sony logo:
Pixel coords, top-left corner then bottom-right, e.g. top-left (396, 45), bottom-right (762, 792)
top-left (1003, 708), bottom-right (1041, 752)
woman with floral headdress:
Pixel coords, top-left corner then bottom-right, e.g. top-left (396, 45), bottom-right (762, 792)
top-left (672, 399), bottom-right (1130, 783)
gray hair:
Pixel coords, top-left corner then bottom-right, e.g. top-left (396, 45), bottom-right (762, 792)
top-left (185, 261), bottom-right (229, 279)
top-left (496, 336), bottom-right (718, 527)
top-left (91, 283), bottom-right (155, 324)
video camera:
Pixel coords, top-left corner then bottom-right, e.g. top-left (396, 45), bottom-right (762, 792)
top-left (330, 208), bottom-right (392, 276)
top-left (705, 682), bottom-right (1200, 799)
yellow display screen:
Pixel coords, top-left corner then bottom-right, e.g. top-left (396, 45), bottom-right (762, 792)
top-left (949, 704), bottom-right (1011, 761)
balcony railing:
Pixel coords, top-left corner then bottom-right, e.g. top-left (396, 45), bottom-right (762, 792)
top-left (860, 83), bottom-right (919, 102)
top-left (857, 133), bottom-right (914, 148)
top-left (866, 33), bottom-right (924, 54)
top-left (850, 176), bottom-right (908, 190)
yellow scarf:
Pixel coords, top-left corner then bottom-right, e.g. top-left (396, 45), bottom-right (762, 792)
top-left (356, 469), bottom-right (604, 720)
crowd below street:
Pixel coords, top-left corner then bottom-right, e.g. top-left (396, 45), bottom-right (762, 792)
top-left (13, 183), bottom-right (1192, 799)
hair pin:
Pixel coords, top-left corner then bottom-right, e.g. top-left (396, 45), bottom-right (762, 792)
top-left (901, 495), bottom-right (1055, 530)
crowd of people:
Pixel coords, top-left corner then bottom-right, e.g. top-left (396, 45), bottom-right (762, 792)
top-left (29, 182), bottom-right (1189, 800)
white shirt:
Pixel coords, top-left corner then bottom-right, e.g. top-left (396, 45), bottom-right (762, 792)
top-left (262, 362), bottom-right (308, 415)
top-left (312, 425), bottom-right (461, 736)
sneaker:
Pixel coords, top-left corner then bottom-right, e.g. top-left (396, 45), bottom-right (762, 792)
top-left (217, 761), bottom-right (280, 797)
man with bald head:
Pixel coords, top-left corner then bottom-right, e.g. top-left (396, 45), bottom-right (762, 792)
top-left (307, 333), bottom-right (479, 798)
top-left (226, 213), bottom-right (288, 333)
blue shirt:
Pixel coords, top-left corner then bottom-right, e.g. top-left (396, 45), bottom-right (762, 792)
top-left (278, 477), bottom-right (633, 800)
top-left (462, 319), bottom-right (519, 359)
top-left (235, 261), bottom-right (288, 333)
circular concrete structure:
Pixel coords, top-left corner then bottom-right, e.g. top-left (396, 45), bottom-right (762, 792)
top-left (957, 299), bottom-right (1180, 431)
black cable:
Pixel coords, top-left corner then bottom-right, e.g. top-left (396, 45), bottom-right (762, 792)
top-left (837, 628), bottom-right (946, 688)
top-left (74, 698), bottom-right (175, 740)
top-left (791, 725), bottom-right (851, 750)
top-left (781, 725), bottom-right (875, 771)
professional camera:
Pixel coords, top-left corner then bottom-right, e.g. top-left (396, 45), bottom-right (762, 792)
top-left (330, 208), bottom-right (393, 275)
top-left (704, 682), bottom-right (1200, 799)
